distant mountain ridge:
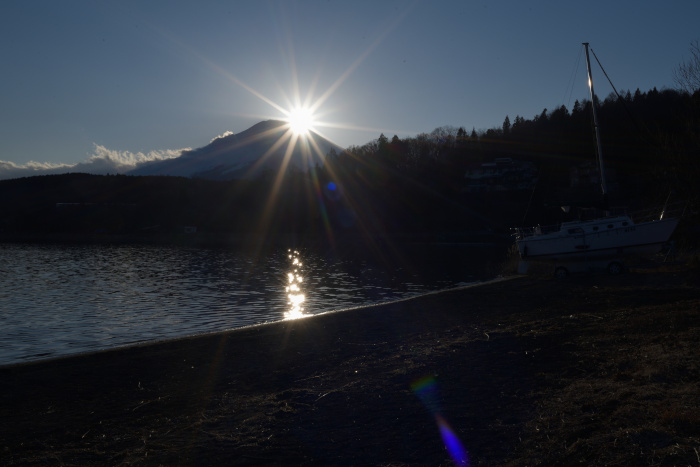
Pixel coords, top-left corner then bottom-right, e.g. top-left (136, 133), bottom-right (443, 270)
top-left (128, 120), bottom-right (342, 180)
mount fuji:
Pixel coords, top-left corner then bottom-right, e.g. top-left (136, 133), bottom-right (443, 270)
top-left (128, 120), bottom-right (343, 180)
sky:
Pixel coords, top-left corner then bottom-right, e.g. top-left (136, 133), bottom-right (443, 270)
top-left (1, 0), bottom-right (699, 179)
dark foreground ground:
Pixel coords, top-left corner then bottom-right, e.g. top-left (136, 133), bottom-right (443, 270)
top-left (2, 265), bottom-right (699, 466)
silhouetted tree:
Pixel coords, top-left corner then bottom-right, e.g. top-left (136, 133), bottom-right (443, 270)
top-left (502, 115), bottom-right (511, 136)
top-left (674, 40), bottom-right (700, 94)
top-left (573, 100), bottom-right (582, 114)
top-left (549, 105), bottom-right (569, 129)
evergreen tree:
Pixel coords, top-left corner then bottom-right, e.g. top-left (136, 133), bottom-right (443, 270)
top-left (502, 115), bottom-right (511, 136)
top-left (573, 100), bottom-right (582, 114)
top-left (536, 108), bottom-right (548, 122)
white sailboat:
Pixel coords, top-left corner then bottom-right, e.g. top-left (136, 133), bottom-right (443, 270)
top-left (514, 43), bottom-right (679, 272)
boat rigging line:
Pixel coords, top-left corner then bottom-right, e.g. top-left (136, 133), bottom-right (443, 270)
top-left (588, 45), bottom-right (655, 141)
top-left (589, 45), bottom-right (676, 205)
top-left (589, 46), bottom-right (624, 103)
top-left (563, 45), bottom-right (584, 109)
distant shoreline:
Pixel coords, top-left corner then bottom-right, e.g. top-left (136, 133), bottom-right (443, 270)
top-left (0, 230), bottom-right (512, 248)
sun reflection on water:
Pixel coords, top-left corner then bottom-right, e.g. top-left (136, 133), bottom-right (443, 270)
top-left (284, 250), bottom-right (308, 319)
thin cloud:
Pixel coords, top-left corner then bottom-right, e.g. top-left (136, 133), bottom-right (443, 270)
top-left (211, 131), bottom-right (234, 142)
top-left (0, 144), bottom-right (188, 181)
top-left (0, 160), bottom-right (73, 180)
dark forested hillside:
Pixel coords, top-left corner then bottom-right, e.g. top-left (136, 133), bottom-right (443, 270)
top-left (324, 87), bottom-right (700, 231)
top-left (1, 87), bottom-right (698, 246)
top-left (0, 175), bottom-right (261, 238)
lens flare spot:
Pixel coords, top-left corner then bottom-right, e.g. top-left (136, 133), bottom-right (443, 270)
top-left (412, 376), bottom-right (470, 467)
top-left (436, 415), bottom-right (470, 466)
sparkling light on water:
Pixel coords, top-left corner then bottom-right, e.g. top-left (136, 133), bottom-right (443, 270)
top-left (284, 250), bottom-right (308, 319)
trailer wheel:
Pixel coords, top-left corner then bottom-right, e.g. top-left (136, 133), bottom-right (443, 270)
top-left (608, 261), bottom-right (624, 275)
top-left (554, 267), bottom-right (569, 279)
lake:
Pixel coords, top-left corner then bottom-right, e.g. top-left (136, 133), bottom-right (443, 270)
top-left (0, 242), bottom-right (508, 366)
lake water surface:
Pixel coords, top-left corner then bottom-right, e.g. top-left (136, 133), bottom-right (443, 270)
top-left (0, 242), bottom-right (506, 366)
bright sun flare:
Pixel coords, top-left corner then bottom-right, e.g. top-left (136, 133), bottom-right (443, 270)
top-left (286, 107), bottom-right (316, 136)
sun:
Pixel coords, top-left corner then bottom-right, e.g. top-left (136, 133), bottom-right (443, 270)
top-left (285, 106), bottom-right (316, 136)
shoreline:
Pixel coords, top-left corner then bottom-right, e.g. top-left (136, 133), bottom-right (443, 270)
top-left (0, 230), bottom-right (512, 249)
top-left (2, 267), bottom-right (699, 465)
top-left (0, 277), bottom-right (508, 369)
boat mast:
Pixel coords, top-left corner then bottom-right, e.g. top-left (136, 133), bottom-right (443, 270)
top-left (583, 42), bottom-right (609, 208)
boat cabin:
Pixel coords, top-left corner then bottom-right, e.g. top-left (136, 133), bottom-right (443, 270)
top-left (558, 216), bottom-right (633, 236)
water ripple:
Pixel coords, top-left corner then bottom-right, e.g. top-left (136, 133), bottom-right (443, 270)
top-left (0, 243), bottom-right (502, 365)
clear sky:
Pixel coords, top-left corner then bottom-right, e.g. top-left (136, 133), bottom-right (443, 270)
top-left (1, 0), bottom-right (699, 176)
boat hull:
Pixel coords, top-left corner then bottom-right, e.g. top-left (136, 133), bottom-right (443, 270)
top-left (516, 217), bottom-right (678, 262)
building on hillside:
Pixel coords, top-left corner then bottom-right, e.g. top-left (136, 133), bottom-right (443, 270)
top-left (463, 158), bottom-right (537, 192)
top-left (569, 161), bottom-right (616, 190)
